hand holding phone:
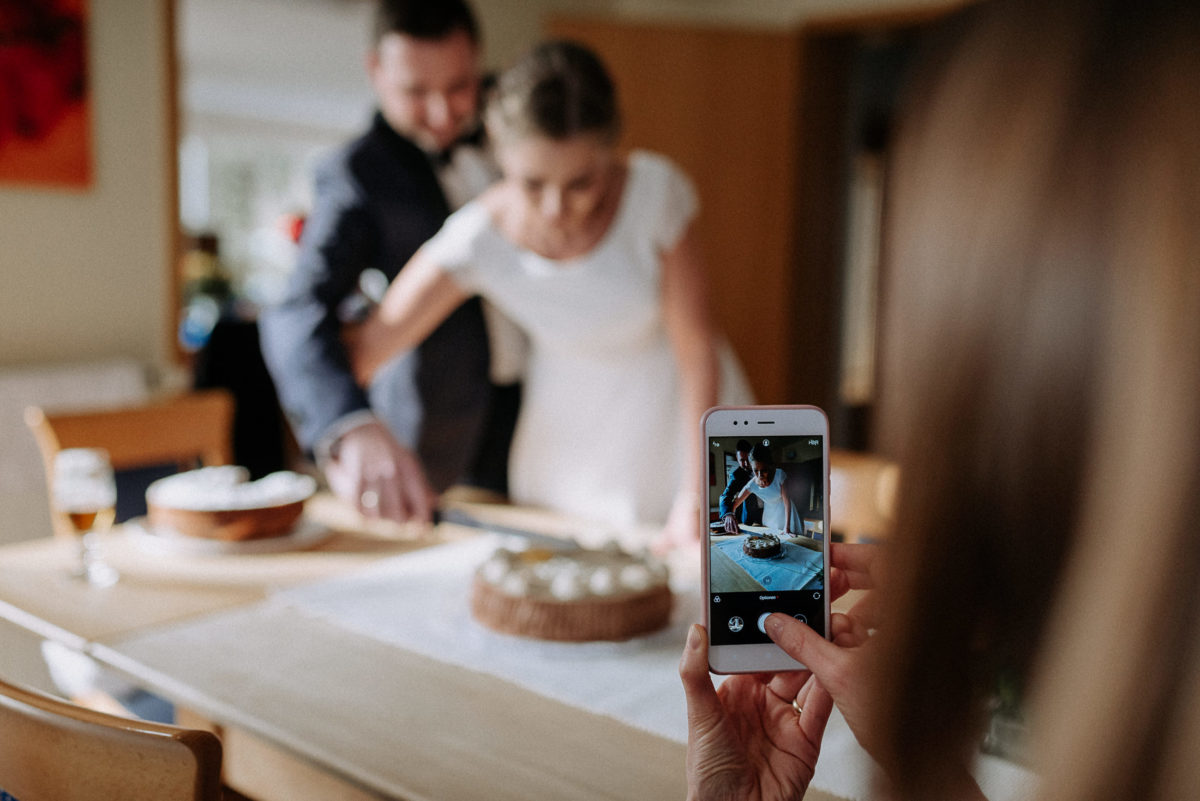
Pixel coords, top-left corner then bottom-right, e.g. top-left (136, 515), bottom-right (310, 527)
top-left (701, 405), bottom-right (831, 673)
top-left (679, 621), bottom-right (832, 800)
top-left (681, 540), bottom-right (886, 801)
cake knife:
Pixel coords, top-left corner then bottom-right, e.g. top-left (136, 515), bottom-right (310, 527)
top-left (434, 507), bottom-right (581, 551)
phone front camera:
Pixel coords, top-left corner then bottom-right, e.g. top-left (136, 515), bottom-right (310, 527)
top-left (733, 420), bottom-right (738, 425)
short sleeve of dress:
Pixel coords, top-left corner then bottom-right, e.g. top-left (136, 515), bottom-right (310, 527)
top-left (415, 201), bottom-right (491, 291)
top-left (647, 154), bottom-right (699, 252)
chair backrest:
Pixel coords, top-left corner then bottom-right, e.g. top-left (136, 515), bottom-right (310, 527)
top-left (24, 389), bottom-right (235, 536)
top-left (0, 676), bottom-right (223, 801)
top-left (829, 448), bottom-right (899, 543)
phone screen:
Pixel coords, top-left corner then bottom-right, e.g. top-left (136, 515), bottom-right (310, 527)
top-left (705, 432), bottom-right (827, 647)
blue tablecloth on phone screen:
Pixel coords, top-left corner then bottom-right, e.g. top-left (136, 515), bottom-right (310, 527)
top-left (714, 538), bottom-right (824, 591)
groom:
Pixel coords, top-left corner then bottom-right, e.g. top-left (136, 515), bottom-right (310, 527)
top-left (261, 0), bottom-right (518, 524)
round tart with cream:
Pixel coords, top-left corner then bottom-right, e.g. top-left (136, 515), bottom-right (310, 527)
top-left (742, 532), bottom-right (783, 559)
top-left (470, 543), bottom-right (672, 641)
top-left (145, 466), bottom-right (316, 541)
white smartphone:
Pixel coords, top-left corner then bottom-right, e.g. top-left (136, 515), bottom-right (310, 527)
top-left (701, 405), bottom-right (831, 673)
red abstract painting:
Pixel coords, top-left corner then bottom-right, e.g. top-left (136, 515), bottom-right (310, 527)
top-left (0, 0), bottom-right (92, 188)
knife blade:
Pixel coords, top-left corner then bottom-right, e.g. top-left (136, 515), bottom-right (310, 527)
top-left (434, 507), bottom-right (581, 551)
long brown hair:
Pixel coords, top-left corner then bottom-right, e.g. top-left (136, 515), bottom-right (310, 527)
top-left (872, 0), bottom-right (1200, 797)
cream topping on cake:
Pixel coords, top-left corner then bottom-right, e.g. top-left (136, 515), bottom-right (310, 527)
top-left (743, 532), bottom-right (783, 558)
top-left (146, 466), bottom-right (316, 511)
top-left (549, 571), bottom-right (587, 601)
top-left (477, 544), bottom-right (669, 601)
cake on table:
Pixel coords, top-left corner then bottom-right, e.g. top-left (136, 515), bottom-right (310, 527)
top-left (470, 543), bottom-right (672, 641)
top-left (145, 466), bottom-right (316, 541)
top-left (742, 532), bottom-right (783, 559)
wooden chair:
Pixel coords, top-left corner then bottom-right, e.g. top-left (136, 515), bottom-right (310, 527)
top-left (0, 675), bottom-right (224, 801)
top-left (829, 448), bottom-right (899, 543)
top-left (24, 389), bottom-right (235, 537)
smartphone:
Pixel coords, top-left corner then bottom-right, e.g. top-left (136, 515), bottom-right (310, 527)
top-left (701, 405), bottom-right (831, 673)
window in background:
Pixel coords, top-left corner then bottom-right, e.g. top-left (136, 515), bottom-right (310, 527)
top-left (178, 130), bottom-right (327, 309)
top-left (174, 0), bottom-right (374, 315)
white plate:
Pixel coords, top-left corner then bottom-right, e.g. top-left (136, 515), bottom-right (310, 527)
top-left (126, 516), bottom-right (333, 556)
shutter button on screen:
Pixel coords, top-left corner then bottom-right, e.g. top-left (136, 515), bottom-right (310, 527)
top-left (759, 612), bottom-right (807, 633)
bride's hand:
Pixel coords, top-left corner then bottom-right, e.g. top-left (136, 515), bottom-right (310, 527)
top-left (654, 489), bottom-right (702, 554)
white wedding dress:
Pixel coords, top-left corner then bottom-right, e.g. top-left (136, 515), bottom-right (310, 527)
top-left (424, 150), bottom-right (752, 529)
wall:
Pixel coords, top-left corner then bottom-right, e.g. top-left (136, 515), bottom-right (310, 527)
top-left (177, 0), bottom-right (965, 142)
top-left (0, 0), bottom-right (174, 369)
top-left (0, 0), bottom-right (175, 692)
top-left (482, 0), bottom-right (963, 66)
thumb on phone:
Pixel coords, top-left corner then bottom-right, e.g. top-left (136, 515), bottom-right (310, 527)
top-left (764, 613), bottom-right (850, 695)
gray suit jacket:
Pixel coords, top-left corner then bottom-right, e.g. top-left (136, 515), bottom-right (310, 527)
top-left (259, 113), bottom-right (495, 491)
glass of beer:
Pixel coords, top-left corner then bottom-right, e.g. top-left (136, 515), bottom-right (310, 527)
top-left (52, 448), bottom-right (119, 587)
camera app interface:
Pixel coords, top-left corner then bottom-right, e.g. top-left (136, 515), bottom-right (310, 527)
top-left (706, 433), bottom-right (825, 645)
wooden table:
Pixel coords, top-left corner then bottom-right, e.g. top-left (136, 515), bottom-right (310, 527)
top-left (0, 496), bottom-right (855, 801)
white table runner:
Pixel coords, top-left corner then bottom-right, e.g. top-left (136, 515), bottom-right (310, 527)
top-left (714, 537), bottom-right (824, 590)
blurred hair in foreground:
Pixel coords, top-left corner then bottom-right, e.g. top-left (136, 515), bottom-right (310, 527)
top-left (871, 0), bottom-right (1200, 798)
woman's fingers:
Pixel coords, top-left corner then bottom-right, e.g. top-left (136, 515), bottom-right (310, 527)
top-left (830, 542), bottom-right (879, 588)
top-left (830, 541), bottom-right (876, 571)
top-left (831, 611), bottom-right (873, 648)
top-left (765, 668), bottom-right (812, 702)
top-left (795, 676), bottom-right (835, 743)
top-left (679, 624), bottom-right (725, 732)
top-left (846, 591), bottom-right (883, 632)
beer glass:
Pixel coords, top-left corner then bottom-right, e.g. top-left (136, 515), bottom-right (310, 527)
top-left (52, 448), bottom-right (119, 587)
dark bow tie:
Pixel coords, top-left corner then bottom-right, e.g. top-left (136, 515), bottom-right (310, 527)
top-left (433, 125), bottom-right (486, 167)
